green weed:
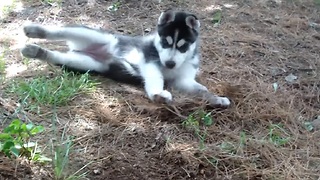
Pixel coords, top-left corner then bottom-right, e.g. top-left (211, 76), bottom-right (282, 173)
top-left (212, 9), bottom-right (222, 26)
top-left (22, 57), bottom-right (30, 66)
top-left (268, 124), bottom-right (290, 147)
top-left (0, 119), bottom-right (51, 162)
top-left (219, 141), bottom-right (236, 154)
top-left (239, 131), bottom-right (246, 147)
top-left (182, 110), bottom-right (213, 150)
top-left (108, 1), bottom-right (121, 12)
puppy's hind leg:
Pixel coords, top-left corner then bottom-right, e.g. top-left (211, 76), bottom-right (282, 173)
top-left (23, 23), bottom-right (117, 50)
top-left (21, 44), bottom-right (109, 73)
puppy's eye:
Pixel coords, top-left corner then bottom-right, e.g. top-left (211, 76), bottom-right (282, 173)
top-left (160, 36), bottom-right (172, 48)
top-left (176, 39), bottom-right (186, 48)
top-left (165, 36), bottom-right (173, 45)
top-left (177, 42), bottom-right (189, 53)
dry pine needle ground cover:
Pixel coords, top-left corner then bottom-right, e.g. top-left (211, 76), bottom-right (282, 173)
top-left (0, 0), bottom-right (320, 179)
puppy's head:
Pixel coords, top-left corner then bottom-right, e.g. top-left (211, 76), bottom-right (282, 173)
top-left (154, 9), bottom-right (200, 69)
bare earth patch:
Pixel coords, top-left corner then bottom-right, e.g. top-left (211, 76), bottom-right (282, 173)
top-left (1, 0), bottom-right (320, 179)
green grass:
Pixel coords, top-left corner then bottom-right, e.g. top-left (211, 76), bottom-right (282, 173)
top-left (219, 131), bottom-right (247, 155)
top-left (0, 44), bottom-right (9, 75)
top-left (51, 113), bottom-right (91, 180)
top-left (52, 134), bottom-right (89, 180)
top-left (0, 54), bottom-right (5, 74)
top-left (0, 0), bottom-right (17, 17)
top-left (0, 52), bottom-right (6, 83)
top-left (7, 71), bottom-right (98, 113)
top-left (267, 123), bottom-right (290, 147)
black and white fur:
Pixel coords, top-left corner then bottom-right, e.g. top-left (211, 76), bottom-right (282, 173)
top-left (20, 9), bottom-right (230, 107)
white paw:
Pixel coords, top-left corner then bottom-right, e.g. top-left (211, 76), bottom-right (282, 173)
top-left (151, 90), bottom-right (173, 104)
top-left (209, 96), bottom-right (231, 107)
top-left (21, 44), bottom-right (42, 58)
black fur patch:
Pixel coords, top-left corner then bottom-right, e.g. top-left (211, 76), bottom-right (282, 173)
top-left (117, 36), bottom-right (161, 65)
top-left (142, 41), bottom-right (161, 63)
top-left (117, 36), bottom-right (143, 52)
top-left (102, 63), bottom-right (143, 86)
top-left (58, 63), bottom-right (143, 86)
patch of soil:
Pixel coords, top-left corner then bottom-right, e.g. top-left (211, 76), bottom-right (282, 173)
top-left (0, 156), bottom-right (33, 180)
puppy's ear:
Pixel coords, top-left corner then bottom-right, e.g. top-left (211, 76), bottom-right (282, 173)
top-left (186, 15), bottom-right (200, 30)
top-left (158, 10), bottom-right (175, 25)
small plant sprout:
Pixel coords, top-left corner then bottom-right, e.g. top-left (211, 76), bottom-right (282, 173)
top-left (219, 141), bottom-right (237, 154)
top-left (268, 124), bottom-right (290, 147)
top-left (212, 9), bottom-right (222, 26)
top-left (0, 119), bottom-right (51, 162)
top-left (182, 110), bottom-right (214, 150)
top-left (108, 1), bottom-right (121, 12)
top-left (51, 113), bottom-right (91, 180)
top-left (239, 131), bottom-right (246, 147)
top-left (52, 135), bottom-right (91, 180)
top-left (304, 121), bottom-right (314, 132)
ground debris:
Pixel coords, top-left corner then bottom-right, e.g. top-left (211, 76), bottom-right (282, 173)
top-left (0, 0), bottom-right (319, 179)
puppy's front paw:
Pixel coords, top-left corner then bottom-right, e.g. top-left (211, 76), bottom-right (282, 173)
top-left (24, 24), bottom-right (48, 39)
top-left (152, 90), bottom-right (173, 104)
top-left (21, 44), bottom-right (47, 59)
top-left (208, 96), bottom-right (231, 108)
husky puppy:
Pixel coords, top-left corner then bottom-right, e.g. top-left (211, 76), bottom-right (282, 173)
top-left (20, 9), bottom-right (230, 107)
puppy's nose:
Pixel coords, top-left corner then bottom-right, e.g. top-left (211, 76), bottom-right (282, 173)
top-left (165, 61), bottom-right (176, 69)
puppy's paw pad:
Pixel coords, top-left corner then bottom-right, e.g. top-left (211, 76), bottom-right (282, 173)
top-left (209, 96), bottom-right (231, 107)
top-left (21, 44), bottom-right (44, 59)
top-left (153, 90), bottom-right (173, 104)
top-left (24, 24), bottom-right (47, 38)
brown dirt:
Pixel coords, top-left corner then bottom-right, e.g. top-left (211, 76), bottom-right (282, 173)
top-left (1, 0), bottom-right (320, 179)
